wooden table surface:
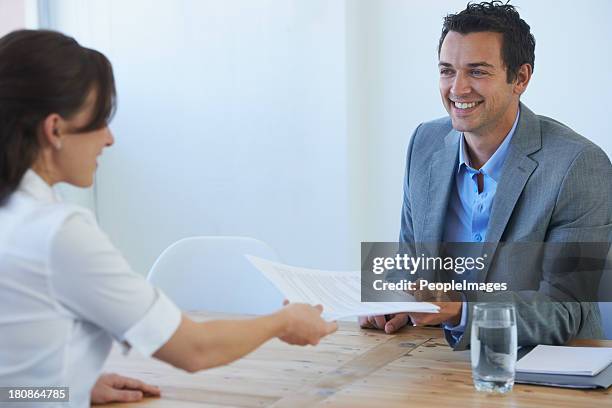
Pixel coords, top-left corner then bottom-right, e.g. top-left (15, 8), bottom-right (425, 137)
top-left (104, 312), bottom-right (612, 407)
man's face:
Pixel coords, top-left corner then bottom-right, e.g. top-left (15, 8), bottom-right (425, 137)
top-left (439, 31), bottom-right (519, 136)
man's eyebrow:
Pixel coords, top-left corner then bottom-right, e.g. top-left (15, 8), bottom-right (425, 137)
top-left (437, 61), bottom-right (496, 68)
top-left (467, 62), bottom-right (495, 68)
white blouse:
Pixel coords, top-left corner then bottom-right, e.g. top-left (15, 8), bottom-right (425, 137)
top-left (0, 170), bottom-right (182, 407)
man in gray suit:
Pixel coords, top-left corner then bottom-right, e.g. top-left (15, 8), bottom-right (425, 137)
top-left (360, 1), bottom-right (611, 350)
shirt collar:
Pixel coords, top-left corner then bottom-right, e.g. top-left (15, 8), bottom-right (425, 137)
top-left (457, 107), bottom-right (520, 182)
top-left (18, 169), bottom-right (61, 203)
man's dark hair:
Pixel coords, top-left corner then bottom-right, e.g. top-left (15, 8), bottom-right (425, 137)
top-left (438, 1), bottom-right (535, 83)
top-left (0, 30), bottom-right (116, 205)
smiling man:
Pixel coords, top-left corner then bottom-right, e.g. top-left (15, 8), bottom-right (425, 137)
top-left (359, 1), bottom-right (611, 350)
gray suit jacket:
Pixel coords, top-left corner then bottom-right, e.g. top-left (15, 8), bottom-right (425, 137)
top-left (399, 103), bottom-right (612, 350)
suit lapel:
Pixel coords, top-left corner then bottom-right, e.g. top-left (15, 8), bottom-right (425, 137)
top-left (479, 103), bottom-right (542, 279)
top-left (485, 151), bottom-right (538, 243)
top-left (420, 129), bottom-right (460, 243)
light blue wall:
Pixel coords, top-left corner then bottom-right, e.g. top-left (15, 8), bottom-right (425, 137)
top-left (48, 0), bottom-right (353, 273)
top-left (46, 1), bottom-right (612, 281)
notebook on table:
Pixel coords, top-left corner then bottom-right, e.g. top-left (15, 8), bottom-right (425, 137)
top-left (515, 345), bottom-right (612, 389)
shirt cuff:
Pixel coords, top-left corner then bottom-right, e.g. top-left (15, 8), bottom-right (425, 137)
top-left (442, 295), bottom-right (467, 333)
top-left (122, 289), bottom-right (182, 356)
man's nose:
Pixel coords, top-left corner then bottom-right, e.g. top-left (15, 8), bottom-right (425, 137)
top-left (450, 72), bottom-right (471, 96)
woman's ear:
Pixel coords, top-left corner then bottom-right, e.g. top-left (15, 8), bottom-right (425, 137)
top-left (40, 114), bottom-right (64, 150)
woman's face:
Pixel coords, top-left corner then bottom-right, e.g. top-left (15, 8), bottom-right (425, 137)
top-left (46, 89), bottom-right (114, 187)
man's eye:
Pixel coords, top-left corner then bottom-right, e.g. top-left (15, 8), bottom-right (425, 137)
top-left (440, 69), bottom-right (453, 76)
top-left (471, 70), bottom-right (486, 76)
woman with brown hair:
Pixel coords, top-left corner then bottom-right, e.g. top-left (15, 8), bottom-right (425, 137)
top-left (0, 30), bottom-right (336, 407)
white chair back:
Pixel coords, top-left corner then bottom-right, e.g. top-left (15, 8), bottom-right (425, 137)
top-left (148, 236), bottom-right (284, 314)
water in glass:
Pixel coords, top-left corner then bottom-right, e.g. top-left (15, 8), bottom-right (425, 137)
top-left (470, 303), bottom-right (517, 393)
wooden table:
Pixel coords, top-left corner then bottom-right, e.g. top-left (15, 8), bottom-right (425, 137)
top-left (104, 313), bottom-right (611, 407)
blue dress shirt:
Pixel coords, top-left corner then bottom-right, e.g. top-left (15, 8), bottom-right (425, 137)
top-left (442, 109), bottom-right (520, 341)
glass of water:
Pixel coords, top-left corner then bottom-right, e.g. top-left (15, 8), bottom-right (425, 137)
top-left (470, 303), bottom-right (517, 393)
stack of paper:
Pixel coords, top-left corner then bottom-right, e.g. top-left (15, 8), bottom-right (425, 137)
top-left (516, 345), bottom-right (612, 388)
top-left (246, 255), bottom-right (439, 321)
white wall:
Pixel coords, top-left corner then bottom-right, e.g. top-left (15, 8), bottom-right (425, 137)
top-left (0, 0), bottom-right (25, 36)
top-left (0, 0), bottom-right (38, 36)
top-left (45, 0), bottom-right (612, 276)
top-left (47, 0), bottom-right (352, 274)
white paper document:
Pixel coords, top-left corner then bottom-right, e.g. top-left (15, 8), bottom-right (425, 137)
top-left (246, 255), bottom-right (439, 320)
top-left (516, 345), bottom-right (612, 376)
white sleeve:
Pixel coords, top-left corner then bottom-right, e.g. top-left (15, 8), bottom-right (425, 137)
top-left (48, 213), bottom-right (182, 356)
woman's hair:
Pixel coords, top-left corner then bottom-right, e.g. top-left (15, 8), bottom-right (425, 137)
top-left (0, 29), bottom-right (116, 205)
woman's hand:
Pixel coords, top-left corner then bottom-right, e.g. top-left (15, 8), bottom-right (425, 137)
top-left (277, 302), bottom-right (337, 346)
top-left (91, 373), bottom-right (160, 405)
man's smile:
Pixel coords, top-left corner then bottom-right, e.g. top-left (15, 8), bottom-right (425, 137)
top-left (450, 99), bottom-right (483, 115)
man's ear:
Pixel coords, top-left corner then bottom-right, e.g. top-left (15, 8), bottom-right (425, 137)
top-left (513, 63), bottom-right (533, 96)
top-left (40, 114), bottom-right (63, 149)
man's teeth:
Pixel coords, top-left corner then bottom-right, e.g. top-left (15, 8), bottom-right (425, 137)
top-left (454, 101), bottom-right (480, 109)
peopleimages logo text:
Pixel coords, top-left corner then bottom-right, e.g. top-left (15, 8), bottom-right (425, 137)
top-left (372, 279), bottom-right (508, 293)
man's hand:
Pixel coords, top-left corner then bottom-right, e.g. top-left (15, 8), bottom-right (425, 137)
top-left (408, 301), bottom-right (462, 326)
top-left (358, 313), bottom-right (410, 334)
top-left (91, 373), bottom-right (161, 405)
top-left (358, 289), bottom-right (463, 332)
top-left (407, 287), bottom-right (463, 326)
